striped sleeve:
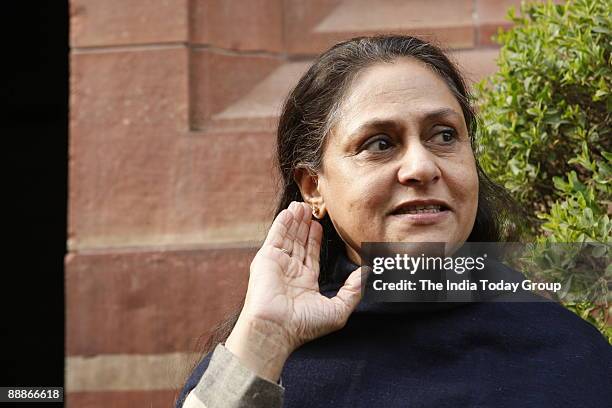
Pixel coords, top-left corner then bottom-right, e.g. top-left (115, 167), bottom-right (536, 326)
top-left (180, 344), bottom-right (284, 408)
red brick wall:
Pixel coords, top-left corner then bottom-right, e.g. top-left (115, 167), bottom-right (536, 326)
top-left (66, 1), bottom-right (541, 406)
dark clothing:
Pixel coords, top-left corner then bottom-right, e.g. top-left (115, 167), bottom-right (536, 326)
top-left (177, 253), bottom-right (612, 407)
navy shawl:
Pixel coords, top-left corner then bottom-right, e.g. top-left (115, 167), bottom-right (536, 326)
top-left (176, 253), bottom-right (612, 407)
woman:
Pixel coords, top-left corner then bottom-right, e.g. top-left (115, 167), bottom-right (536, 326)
top-left (176, 35), bottom-right (611, 407)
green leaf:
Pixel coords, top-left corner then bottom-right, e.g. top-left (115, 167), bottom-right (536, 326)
top-left (474, 0), bottom-right (611, 341)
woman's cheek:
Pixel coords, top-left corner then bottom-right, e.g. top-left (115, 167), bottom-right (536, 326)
top-left (446, 158), bottom-right (477, 195)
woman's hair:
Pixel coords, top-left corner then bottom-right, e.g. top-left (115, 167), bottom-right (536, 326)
top-left (200, 34), bottom-right (523, 352)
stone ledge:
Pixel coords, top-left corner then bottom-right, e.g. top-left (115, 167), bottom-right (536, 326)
top-left (70, 0), bottom-right (189, 47)
top-left (67, 390), bottom-right (178, 408)
top-left (284, 0), bottom-right (476, 54)
top-left (66, 246), bottom-right (257, 355)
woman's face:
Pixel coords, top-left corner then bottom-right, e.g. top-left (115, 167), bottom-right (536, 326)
top-left (313, 58), bottom-right (478, 263)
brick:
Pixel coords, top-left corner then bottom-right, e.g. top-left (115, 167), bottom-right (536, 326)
top-left (476, 0), bottom-right (523, 24)
top-left (190, 49), bottom-right (283, 131)
top-left (282, 0), bottom-right (341, 54)
top-left (475, 0), bottom-right (564, 45)
top-left (448, 48), bottom-right (501, 86)
top-left (66, 352), bottom-right (199, 391)
top-left (190, 0), bottom-right (283, 52)
top-left (70, 48), bottom-right (280, 250)
top-left (478, 23), bottom-right (512, 46)
top-left (171, 130), bottom-right (278, 243)
top-left (68, 123), bottom-right (180, 251)
top-left (70, 48), bottom-right (189, 130)
top-left (66, 247), bottom-right (256, 356)
top-left (67, 390), bottom-right (178, 408)
top-left (284, 0), bottom-right (475, 55)
top-left (70, 0), bottom-right (189, 48)
top-left (69, 48), bottom-right (189, 251)
top-left (69, 127), bottom-right (278, 251)
top-left (475, 0), bottom-right (521, 45)
top-left (202, 61), bottom-right (312, 132)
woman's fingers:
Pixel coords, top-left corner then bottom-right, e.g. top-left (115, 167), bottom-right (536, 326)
top-left (262, 202), bottom-right (313, 262)
top-left (285, 202), bottom-right (303, 255)
top-left (263, 202), bottom-right (302, 257)
top-left (262, 208), bottom-right (293, 252)
top-left (329, 267), bottom-right (367, 326)
top-left (290, 203), bottom-right (311, 264)
top-left (252, 201), bottom-right (369, 349)
top-left (304, 220), bottom-right (322, 274)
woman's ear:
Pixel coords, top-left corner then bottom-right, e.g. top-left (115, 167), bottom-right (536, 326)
top-left (294, 168), bottom-right (326, 219)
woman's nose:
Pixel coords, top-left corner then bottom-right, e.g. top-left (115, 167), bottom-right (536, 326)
top-left (396, 143), bottom-right (441, 186)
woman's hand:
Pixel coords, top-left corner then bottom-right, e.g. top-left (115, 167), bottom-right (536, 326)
top-left (225, 202), bottom-right (364, 382)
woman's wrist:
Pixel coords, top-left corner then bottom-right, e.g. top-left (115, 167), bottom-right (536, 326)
top-left (224, 315), bottom-right (293, 383)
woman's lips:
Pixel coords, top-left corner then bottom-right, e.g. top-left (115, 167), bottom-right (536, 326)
top-left (389, 209), bottom-right (450, 225)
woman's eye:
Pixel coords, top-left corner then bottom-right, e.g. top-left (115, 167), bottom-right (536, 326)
top-left (362, 136), bottom-right (393, 152)
top-left (432, 129), bottom-right (457, 144)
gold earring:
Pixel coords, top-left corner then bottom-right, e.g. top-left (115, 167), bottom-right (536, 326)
top-left (312, 206), bottom-right (321, 219)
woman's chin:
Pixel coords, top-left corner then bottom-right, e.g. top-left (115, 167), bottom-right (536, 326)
top-left (386, 229), bottom-right (466, 249)
top-left (386, 223), bottom-right (460, 245)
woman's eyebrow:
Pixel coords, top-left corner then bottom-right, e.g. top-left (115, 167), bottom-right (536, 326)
top-left (420, 107), bottom-right (462, 122)
top-left (346, 119), bottom-right (403, 139)
top-left (347, 108), bottom-right (462, 138)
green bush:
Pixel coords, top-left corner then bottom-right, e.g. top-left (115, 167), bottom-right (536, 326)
top-left (474, 0), bottom-right (611, 341)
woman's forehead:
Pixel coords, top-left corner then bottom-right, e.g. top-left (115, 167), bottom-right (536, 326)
top-left (333, 59), bottom-right (464, 136)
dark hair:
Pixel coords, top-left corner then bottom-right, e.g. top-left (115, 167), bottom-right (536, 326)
top-left (200, 34), bottom-right (523, 353)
